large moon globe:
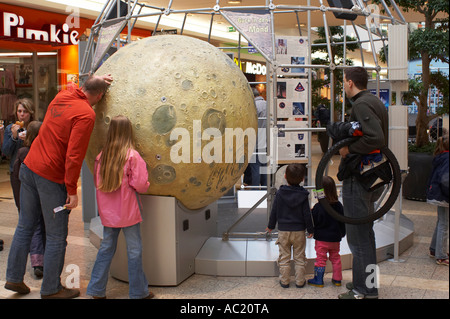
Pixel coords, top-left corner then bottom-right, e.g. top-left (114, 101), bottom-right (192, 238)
top-left (86, 35), bottom-right (258, 209)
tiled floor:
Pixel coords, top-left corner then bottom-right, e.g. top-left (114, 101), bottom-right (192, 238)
top-left (0, 139), bottom-right (448, 300)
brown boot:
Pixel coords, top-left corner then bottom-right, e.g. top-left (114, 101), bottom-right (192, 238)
top-left (142, 292), bottom-right (155, 299)
top-left (41, 287), bottom-right (80, 299)
top-left (4, 281), bottom-right (30, 294)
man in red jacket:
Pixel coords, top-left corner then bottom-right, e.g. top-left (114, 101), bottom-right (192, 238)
top-left (5, 74), bottom-right (112, 299)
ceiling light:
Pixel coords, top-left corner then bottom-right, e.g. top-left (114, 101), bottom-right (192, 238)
top-left (227, 1), bottom-right (242, 4)
top-left (0, 52), bottom-right (58, 57)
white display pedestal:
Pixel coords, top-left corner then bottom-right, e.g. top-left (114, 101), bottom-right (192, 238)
top-left (91, 195), bottom-right (217, 286)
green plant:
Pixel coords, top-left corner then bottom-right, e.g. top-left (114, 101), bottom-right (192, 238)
top-left (408, 141), bottom-right (436, 154)
top-left (376, 0), bottom-right (449, 147)
top-left (311, 26), bottom-right (358, 120)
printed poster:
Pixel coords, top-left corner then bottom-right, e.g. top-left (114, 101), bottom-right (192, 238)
top-left (276, 120), bottom-right (309, 162)
top-left (276, 36), bottom-right (309, 76)
top-left (276, 78), bottom-right (308, 118)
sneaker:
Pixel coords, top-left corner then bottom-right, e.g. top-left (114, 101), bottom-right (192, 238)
top-left (4, 281), bottom-right (30, 294)
top-left (338, 290), bottom-right (378, 299)
top-left (34, 266), bottom-right (44, 279)
top-left (436, 259), bottom-right (449, 266)
top-left (41, 287), bottom-right (80, 299)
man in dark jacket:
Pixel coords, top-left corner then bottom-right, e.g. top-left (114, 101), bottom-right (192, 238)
top-left (338, 67), bottom-right (388, 299)
top-left (267, 164), bottom-right (314, 288)
top-left (315, 104), bottom-right (331, 153)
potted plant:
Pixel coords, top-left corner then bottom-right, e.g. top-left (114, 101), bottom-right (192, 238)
top-left (402, 142), bottom-right (436, 200)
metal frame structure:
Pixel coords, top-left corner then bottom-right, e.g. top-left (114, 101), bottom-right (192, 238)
top-left (80, 0), bottom-right (407, 241)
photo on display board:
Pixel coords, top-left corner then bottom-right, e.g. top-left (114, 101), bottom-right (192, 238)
top-left (276, 79), bottom-right (308, 118)
top-left (276, 36), bottom-right (308, 76)
top-left (276, 121), bottom-right (309, 161)
top-left (290, 56), bottom-right (305, 74)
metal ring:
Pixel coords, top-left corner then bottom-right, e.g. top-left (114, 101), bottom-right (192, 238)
top-left (315, 137), bottom-right (401, 225)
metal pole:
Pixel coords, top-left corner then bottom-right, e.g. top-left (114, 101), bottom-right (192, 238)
top-left (266, 0), bottom-right (277, 222)
top-left (343, 20), bottom-right (347, 122)
top-left (223, 191), bottom-right (271, 240)
top-left (307, 0), bottom-right (313, 190)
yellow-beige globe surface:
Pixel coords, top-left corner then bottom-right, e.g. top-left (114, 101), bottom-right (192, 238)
top-left (86, 35), bottom-right (258, 209)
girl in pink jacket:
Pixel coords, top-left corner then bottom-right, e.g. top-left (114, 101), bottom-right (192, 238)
top-left (87, 115), bottom-right (153, 299)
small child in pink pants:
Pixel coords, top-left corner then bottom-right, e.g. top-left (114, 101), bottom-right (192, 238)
top-left (308, 176), bottom-right (346, 287)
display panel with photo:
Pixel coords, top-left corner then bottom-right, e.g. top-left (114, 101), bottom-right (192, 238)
top-left (276, 78), bottom-right (308, 118)
top-left (276, 36), bottom-right (308, 76)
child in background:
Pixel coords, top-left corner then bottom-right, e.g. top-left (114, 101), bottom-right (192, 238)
top-left (266, 163), bottom-right (314, 288)
top-left (308, 176), bottom-right (346, 287)
top-left (86, 115), bottom-right (153, 299)
top-left (11, 121), bottom-right (44, 278)
top-left (427, 133), bottom-right (449, 266)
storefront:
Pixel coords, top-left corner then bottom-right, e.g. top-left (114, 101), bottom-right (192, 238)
top-left (0, 3), bottom-right (96, 122)
top-left (230, 55), bottom-right (267, 99)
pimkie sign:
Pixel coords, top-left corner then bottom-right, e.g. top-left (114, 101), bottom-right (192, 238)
top-left (1, 11), bottom-right (79, 45)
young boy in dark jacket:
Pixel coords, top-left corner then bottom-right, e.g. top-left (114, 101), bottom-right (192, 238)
top-left (267, 163), bottom-right (314, 288)
top-left (308, 176), bottom-right (346, 288)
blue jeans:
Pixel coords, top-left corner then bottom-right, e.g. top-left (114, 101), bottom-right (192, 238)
top-left (87, 224), bottom-right (149, 299)
top-left (343, 176), bottom-right (383, 297)
top-left (249, 152), bottom-right (267, 187)
top-left (6, 164), bottom-right (69, 295)
top-left (430, 206), bottom-right (449, 260)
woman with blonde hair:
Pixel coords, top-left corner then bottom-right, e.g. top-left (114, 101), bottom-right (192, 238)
top-left (11, 121), bottom-right (44, 278)
top-left (2, 98), bottom-right (35, 209)
top-left (87, 115), bottom-right (153, 299)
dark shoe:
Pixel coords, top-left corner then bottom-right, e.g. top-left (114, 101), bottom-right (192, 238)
top-left (34, 266), bottom-right (44, 279)
top-left (295, 281), bottom-right (306, 288)
top-left (279, 281), bottom-right (289, 288)
top-left (5, 281), bottom-right (30, 294)
top-left (0, 239), bottom-right (4, 251)
top-left (142, 292), bottom-right (155, 299)
top-left (338, 290), bottom-right (378, 299)
top-left (332, 279), bottom-right (342, 286)
top-left (429, 249), bottom-right (435, 258)
top-left (429, 249), bottom-right (449, 258)
top-left (41, 287), bottom-right (80, 299)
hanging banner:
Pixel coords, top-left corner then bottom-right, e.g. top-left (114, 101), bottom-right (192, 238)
top-left (221, 10), bottom-right (273, 61)
top-left (91, 17), bottom-right (127, 72)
